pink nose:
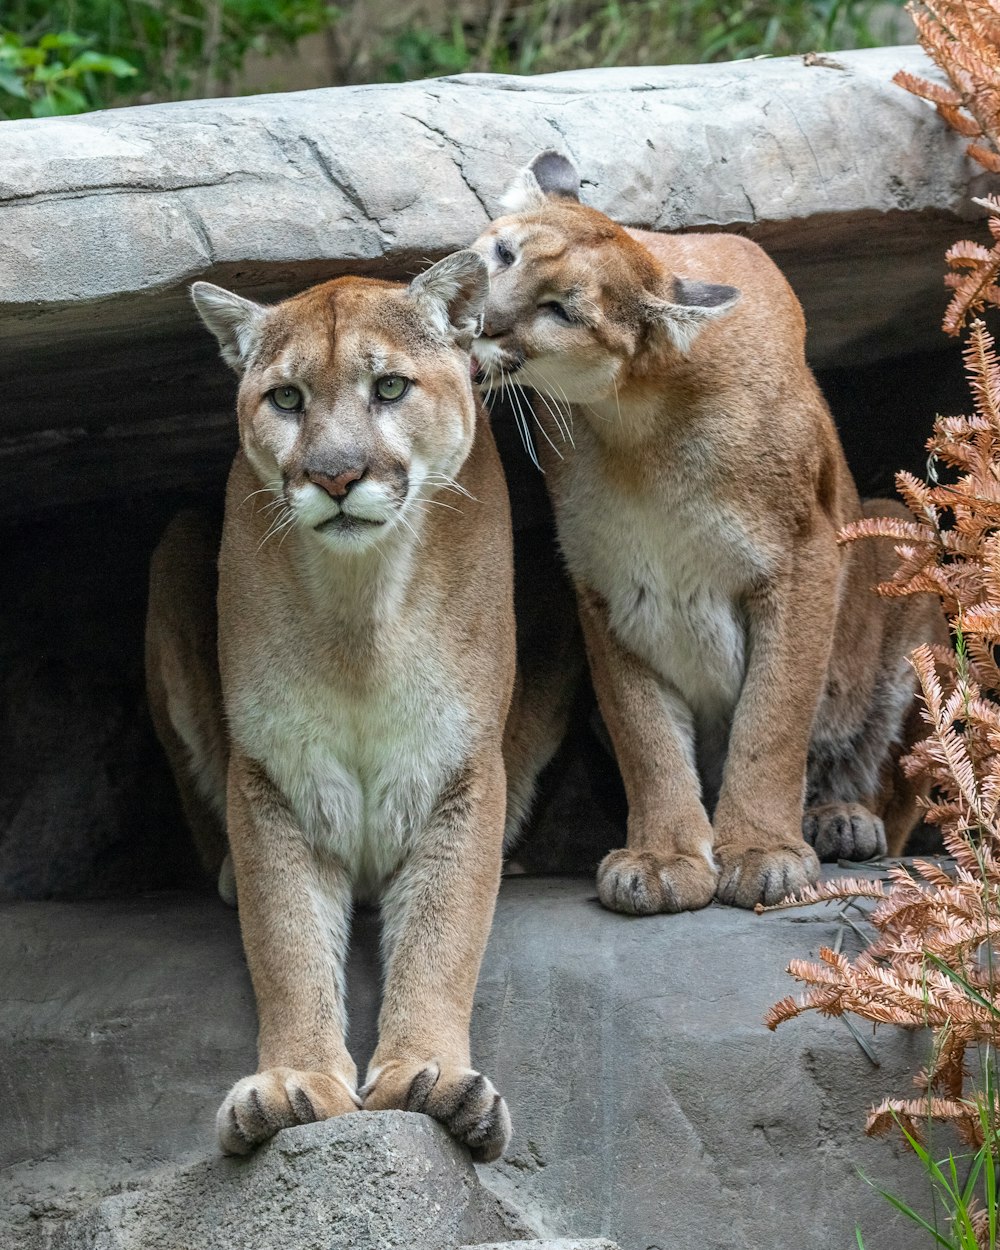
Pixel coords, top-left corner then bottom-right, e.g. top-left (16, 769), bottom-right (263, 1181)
top-left (307, 467), bottom-right (364, 499)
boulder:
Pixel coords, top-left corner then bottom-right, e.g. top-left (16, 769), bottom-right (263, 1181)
top-left (49, 1114), bottom-right (529, 1250)
top-left (0, 874), bottom-right (936, 1250)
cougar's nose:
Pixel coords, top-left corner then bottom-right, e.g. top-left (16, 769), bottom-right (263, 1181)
top-left (306, 466), bottom-right (365, 499)
top-left (479, 315), bottom-right (510, 340)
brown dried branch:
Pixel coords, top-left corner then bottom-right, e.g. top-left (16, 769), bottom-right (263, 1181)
top-left (769, 320), bottom-right (1000, 1153)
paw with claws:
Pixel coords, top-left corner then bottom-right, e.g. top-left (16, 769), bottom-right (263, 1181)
top-left (803, 802), bottom-right (887, 862)
top-left (361, 1060), bottom-right (511, 1162)
top-left (597, 847), bottom-right (718, 915)
top-left (217, 1067), bottom-right (360, 1155)
top-left (715, 842), bottom-right (819, 909)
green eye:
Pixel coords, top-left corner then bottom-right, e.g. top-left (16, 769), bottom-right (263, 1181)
top-left (270, 386), bottom-right (303, 412)
top-left (375, 375), bottom-right (408, 402)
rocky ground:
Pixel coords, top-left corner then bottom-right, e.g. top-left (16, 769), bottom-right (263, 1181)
top-left (3, 873), bottom-right (934, 1249)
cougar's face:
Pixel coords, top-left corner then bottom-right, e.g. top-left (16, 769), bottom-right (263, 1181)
top-left (469, 208), bottom-right (640, 406)
top-left (192, 258), bottom-right (487, 553)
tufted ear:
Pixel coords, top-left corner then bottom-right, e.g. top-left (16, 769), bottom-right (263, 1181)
top-left (408, 250), bottom-right (490, 349)
top-left (191, 282), bottom-right (267, 373)
top-left (641, 277), bottom-right (742, 355)
top-left (499, 149), bottom-right (581, 214)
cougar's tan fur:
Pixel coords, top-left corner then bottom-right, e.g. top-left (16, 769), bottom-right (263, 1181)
top-left (469, 152), bottom-right (945, 913)
top-left (146, 254), bottom-right (517, 1160)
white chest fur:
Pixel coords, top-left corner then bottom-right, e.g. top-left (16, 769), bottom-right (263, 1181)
top-left (554, 425), bottom-right (764, 725)
top-left (227, 628), bottom-right (469, 899)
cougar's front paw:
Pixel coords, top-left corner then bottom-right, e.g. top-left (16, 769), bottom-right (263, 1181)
top-left (361, 1061), bottom-right (511, 1163)
top-left (803, 803), bottom-right (887, 862)
top-left (217, 1067), bottom-right (360, 1155)
top-left (715, 842), bottom-right (819, 909)
top-left (597, 848), bottom-right (717, 915)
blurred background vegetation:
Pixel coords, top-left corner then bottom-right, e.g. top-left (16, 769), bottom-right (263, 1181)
top-left (1, 0), bottom-right (912, 119)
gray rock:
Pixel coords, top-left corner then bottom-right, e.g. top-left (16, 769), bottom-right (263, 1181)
top-left (463, 1242), bottom-right (622, 1249)
top-left (49, 1113), bottom-right (526, 1250)
top-left (0, 46), bottom-right (993, 521)
top-left (1, 875), bottom-right (937, 1249)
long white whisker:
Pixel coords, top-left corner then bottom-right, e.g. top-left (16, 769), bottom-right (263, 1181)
top-left (395, 509), bottom-right (423, 546)
top-left (241, 484), bottom-right (280, 507)
top-left (256, 507), bottom-right (294, 552)
top-left (533, 385), bottom-right (572, 448)
top-left (522, 386), bottom-right (563, 461)
top-left (424, 474), bottom-right (477, 502)
top-left (504, 368), bottom-right (542, 472)
top-left (415, 498), bottom-right (462, 514)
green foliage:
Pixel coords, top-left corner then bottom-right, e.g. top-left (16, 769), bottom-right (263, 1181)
top-left (0, 0), bottom-right (910, 115)
top-left (859, 1093), bottom-right (999, 1250)
top-left (1, 0), bottom-right (339, 112)
top-left (381, 0), bottom-right (907, 82)
top-left (0, 28), bottom-right (137, 118)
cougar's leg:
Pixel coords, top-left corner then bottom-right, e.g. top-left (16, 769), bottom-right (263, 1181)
top-left (805, 500), bottom-right (948, 860)
top-left (362, 749), bottom-right (511, 1163)
top-left (576, 586), bottom-right (719, 916)
top-left (712, 534), bottom-right (841, 908)
top-left (215, 754), bottom-right (359, 1155)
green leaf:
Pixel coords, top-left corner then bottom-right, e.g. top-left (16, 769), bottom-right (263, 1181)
top-left (69, 51), bottom-right (139, 78)
top-left (29, 94), bottom-right (60, 117)
top-left (49, 82), bottom-right (90, 113)
top-left (0, 64), bottom-right (29, 99)
top-left (925, 952), bottom-right (1000, 1018)
top-left (39, 32), bottom-right (87, 50)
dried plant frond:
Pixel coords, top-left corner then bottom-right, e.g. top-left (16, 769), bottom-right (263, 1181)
top-left (896, 6), bottom-right (1000, 331)
top-left (769, 320), bottom-right (1000, 1160)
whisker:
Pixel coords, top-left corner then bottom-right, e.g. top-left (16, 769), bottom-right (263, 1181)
top-left (504, 368), bottom-right (543, 472)
top-left (395, 510), bottom-right (423, 546)
top-left (415, 498), bottom-right (463, 514)
top-left (533, 385), bottom-right (572, 448)
top-left (517, 384), bottom-right (562, 461)
top-left (256, 507), bottom-right (294, 553)
top-left (241, 485), bottom-right (279, 507)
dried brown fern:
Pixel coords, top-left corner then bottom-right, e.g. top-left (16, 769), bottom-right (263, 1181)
top-left (895, 1), bottom-right (1000, 332)
top-left (764, 321), bottom-right (1000, 1158)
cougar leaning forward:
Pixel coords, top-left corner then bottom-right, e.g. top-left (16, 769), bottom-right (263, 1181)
top-left (470, 152), bottom-right (945, 913)
top-left (146, 253), bottom-right (516, 1160)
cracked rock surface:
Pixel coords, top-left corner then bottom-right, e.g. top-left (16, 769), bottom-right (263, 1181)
top-left (2, 875), bottom-right (931, 1249)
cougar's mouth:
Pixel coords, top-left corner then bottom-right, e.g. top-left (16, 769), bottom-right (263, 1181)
top-left (315, 513), bottom-right (387, 534)
top-left (471, 344), bottom-right (525, 388)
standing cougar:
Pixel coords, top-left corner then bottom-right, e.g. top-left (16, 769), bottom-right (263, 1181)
top-left (146, 253), bottom-right (515, 1160)
top-left (469, 152), bottom-right (945, 913)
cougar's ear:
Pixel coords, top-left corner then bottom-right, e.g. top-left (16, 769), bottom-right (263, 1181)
top-left (191, 282), bottom-right (267, 373)
top-left (408, 250), bottom-right (490, 350)
top-left (500, 150), bottom-right (580, 213)
top-left (642, 277), bottom-right (741, 355)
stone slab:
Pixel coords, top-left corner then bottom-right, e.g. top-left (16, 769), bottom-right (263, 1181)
top-left (1, 874), bottom-right (936, 1250)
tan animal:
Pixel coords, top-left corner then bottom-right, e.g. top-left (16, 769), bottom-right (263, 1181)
top-left (146, 254), bottom-right (517, 1160)
top-left (469, 152), bottom-right (945, 913)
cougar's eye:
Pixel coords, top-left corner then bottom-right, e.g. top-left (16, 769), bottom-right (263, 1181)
top-left (540, 300), bottom-right (573, 324)
top-left (495, 240), bottom-right (515, 267)
top-left (270, 386), bottom-right (303, 413)
top-left (375, 375), bottom-right (408, 402)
